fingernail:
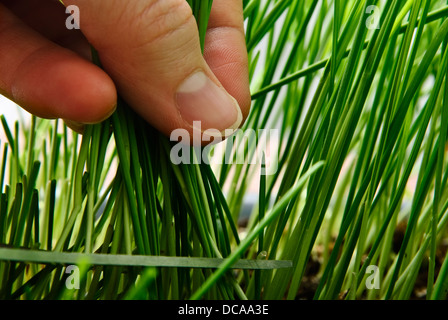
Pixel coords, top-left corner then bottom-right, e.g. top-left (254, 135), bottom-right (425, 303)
top-left (176, 71), bottom-right (242, 135)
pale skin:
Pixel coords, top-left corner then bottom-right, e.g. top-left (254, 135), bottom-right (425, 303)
top-left (0, 0), bottom-right (251, 139)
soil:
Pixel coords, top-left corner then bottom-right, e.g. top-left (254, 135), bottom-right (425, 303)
top-left (239, 216), bottom-right (448, 299)
top-left (295, 224), bottom-right (448, 300)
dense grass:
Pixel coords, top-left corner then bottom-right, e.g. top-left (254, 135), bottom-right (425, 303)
top-left (2, 0), bottom-right (448, 300)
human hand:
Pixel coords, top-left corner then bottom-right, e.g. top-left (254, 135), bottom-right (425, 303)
top-left (0, 0), bottom-right (250, 138)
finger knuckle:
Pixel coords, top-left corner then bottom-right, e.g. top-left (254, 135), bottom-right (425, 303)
top-left (137, 0), bottom-right (195, 44)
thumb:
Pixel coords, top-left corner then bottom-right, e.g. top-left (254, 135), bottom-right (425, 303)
top-left (63, 0), bottom-right (243, 139)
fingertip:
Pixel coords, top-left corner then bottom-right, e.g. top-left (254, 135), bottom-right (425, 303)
top-left (64, 119), bottom-right (85, 134)
top-left (204, 28), bottom-right (251, 122)
top-left (58, 59), bottom-right (118, 124)
top-left (11, 47), bottom-right (117, 124)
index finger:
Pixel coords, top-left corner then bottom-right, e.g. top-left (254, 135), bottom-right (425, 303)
top-left (204, 0), bottom-right (251, 121)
